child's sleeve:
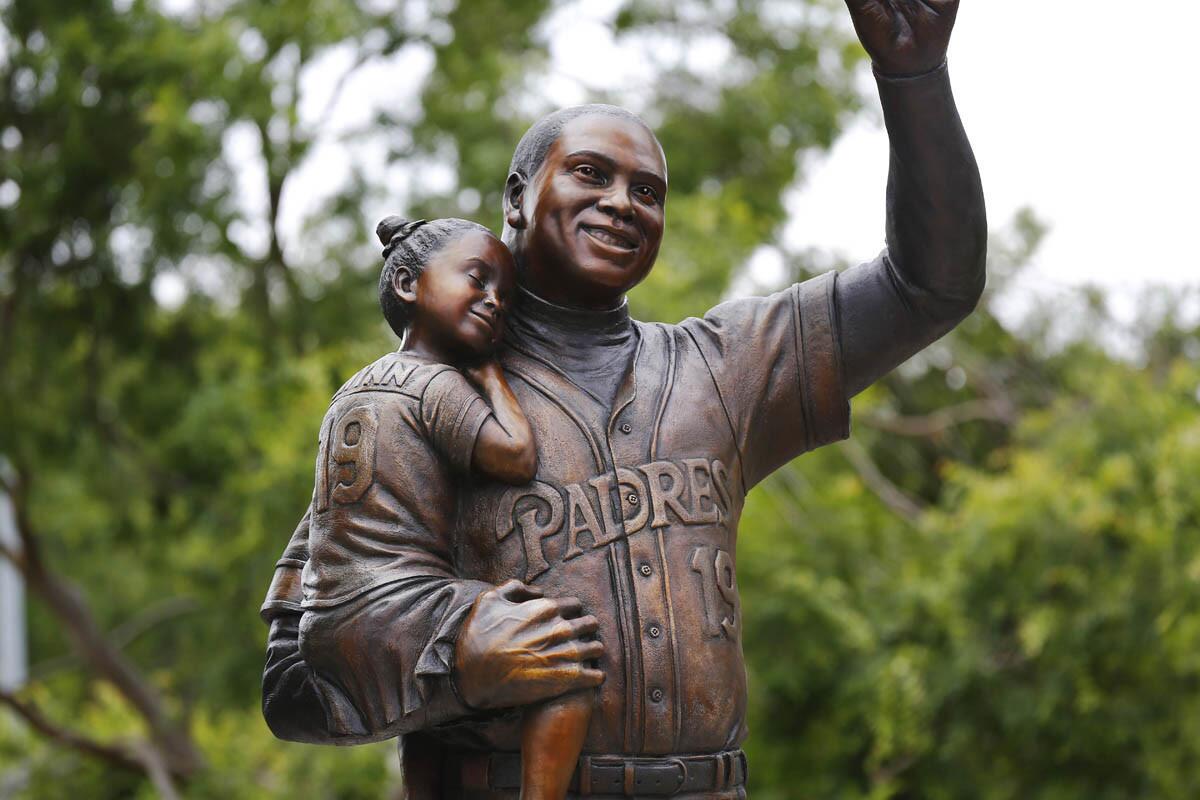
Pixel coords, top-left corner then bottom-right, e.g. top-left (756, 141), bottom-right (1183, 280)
top-left (420, 367), bottom-right (493, 474)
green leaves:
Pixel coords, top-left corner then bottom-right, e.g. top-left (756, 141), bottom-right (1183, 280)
top-left (737, 219), bottom-right (1200, 797)
top-left (6, 0), bottom-right (1198, 797)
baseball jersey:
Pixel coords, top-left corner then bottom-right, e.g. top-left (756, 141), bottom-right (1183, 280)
top-left (262, 270), bottom-right (848, 753)
top-left (431, 271), bottom-right (848, 755)
top-left (303, 352), bottom-right (490, 608)
top-left (297, 352), bottom-right (496, 735)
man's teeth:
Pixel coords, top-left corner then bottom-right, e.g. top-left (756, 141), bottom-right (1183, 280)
top-left (589, 228), bottom-right (633, 248)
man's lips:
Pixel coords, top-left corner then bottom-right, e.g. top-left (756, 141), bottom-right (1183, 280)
top-left (581, 224), bottom-right (638, 251)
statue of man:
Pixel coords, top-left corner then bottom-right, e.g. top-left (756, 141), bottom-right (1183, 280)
top-left (260, 1), bottom-right (985, 796)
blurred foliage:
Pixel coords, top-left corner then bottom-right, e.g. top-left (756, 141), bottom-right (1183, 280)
top-left (2, 0), bottom-right (1199, 798)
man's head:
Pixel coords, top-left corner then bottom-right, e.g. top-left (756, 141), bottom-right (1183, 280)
top-left (502, 104), bottom-right (668, 310)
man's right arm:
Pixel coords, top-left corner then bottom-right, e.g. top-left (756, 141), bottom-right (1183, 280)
top-left (260, 511), bottom-right (605, 743)
top-left (263, 610), bottom-right (373, 743)
top-left (260, 508), bottom-right (374, 743)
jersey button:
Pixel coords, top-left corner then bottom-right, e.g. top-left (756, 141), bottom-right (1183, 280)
top-left (627, 492), bottom-right (639, 505)
top-left (620, 422), bottom-right (633, 434)
top-left (649, 688), bottom-right (665, 703)
top-left (648, 624), bottom-right (661, 638)
top-left (639, 563), bottom-right (653, 577)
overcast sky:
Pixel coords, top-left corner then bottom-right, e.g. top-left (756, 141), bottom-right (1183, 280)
top-left (783, 0), bottom-right (1200, 311)
top-left (259, 1), bottom-right (1199, 320)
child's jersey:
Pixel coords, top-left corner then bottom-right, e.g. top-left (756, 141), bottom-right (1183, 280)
top-left (303, 351), bottom-right (492, 609)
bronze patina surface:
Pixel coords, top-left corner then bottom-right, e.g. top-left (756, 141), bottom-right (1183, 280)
top-left (260, 2), bottom-right (986, 797)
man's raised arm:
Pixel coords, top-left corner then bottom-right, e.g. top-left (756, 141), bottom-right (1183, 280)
top-left (836, 0), bottom-right (987, 397)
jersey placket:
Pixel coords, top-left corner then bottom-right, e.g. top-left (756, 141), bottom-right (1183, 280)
top-left (603, 327), bottom-right (679, 754)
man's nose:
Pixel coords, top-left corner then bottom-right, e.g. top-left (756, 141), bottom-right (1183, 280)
top-left (597, 180), bottom-right (634, 221)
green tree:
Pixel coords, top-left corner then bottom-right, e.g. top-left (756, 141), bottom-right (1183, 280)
top-left (6, 2), bottom-right (1198, 798)
top-left (738, 217), bottom-right (1200, 799)
top-left (0, 0), bottom-right (861, 795)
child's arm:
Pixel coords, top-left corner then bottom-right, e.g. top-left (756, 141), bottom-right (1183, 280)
top-left (466, 361), bottom-right (537, 485)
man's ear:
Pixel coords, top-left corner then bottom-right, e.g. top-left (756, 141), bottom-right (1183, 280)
top-left (503, 172), bottom-right (528, 230)
top-left (391, 265), bottom-right (418, 305)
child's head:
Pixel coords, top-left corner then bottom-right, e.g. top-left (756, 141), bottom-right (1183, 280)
top-left (377, 216), bottom-right (517, 358)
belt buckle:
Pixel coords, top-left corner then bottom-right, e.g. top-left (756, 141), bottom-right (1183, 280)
top-left (648, 758), bottom-right (686, 796)
top-left (661, 757), bottom-right (687, 796)
top-left (627, 757), bottom-right (686, 796)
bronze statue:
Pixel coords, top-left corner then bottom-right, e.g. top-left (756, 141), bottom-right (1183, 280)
top-left (299, 215), bottom-right (595, 800)
top-left (260, 1), bottom-right (986, 796)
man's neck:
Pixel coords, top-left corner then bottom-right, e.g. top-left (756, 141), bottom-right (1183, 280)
top-left (507, 287), bottom-right (636, 405)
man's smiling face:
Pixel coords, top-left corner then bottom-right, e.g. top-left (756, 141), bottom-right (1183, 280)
top-left (512, 114), bottom-right (668, 309)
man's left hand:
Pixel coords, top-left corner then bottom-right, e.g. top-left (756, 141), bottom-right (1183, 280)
top-left (844, 0), bottom-right (959, 76)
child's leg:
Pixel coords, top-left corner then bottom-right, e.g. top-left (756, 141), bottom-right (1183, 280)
top-left (520, 690), bottom-right (593, 800)
top-left (399, 731), bottom-right (445, 800)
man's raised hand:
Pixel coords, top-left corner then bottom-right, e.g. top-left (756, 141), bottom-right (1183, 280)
top-left (454, 580), bottom-right (605, 710)
top-left (844, 0), bottom-right (959, 77)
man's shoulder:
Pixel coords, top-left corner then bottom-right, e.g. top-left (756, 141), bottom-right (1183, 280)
top-left (668, 274), bottom-right (838, 350)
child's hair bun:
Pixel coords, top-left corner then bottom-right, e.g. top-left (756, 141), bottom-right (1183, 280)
top-left (374, 215), bottom-right (492, 339)
top-left (376, 216), bottom-right (427, 251)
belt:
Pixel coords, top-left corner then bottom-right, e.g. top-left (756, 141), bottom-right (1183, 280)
top-left (455, 749), bottom-right (747, 796)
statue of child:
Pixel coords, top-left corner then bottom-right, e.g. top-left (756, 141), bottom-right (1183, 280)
top-left (300, 216), bottom-right (593, 800)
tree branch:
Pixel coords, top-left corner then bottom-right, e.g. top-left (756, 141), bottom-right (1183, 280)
top-left (0, 690), bottom-right (144, 774)
top-left (31, 597), bottom-right (200, 681)
top-left (0, 464), bottom-right (203, 778)
top-left (0, 464), bottom-right (44, 574)
top-left (312, 29), bottom-right (415, 131)
top-left (858, 397), bottom-right (1014, 437)
top-left (839, 439), bottom-right (925, 522)
top-left (131, 740), bottom-right (183, 800)
top-left (0, 537), bottom-right (20, 569)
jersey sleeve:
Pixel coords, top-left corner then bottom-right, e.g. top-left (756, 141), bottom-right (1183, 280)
top-left (680, 270), bottom-right (850, 489)
top-left (262, 611), bottom-right (374, 743)
top-left (420, 368), bottom-right (492, 475)
top-left (259, 506), bottom-right (311, 622)
top-left (297, 577), bottom-right (491, 741)
top-left (260, 502), bottom-right (491, 742)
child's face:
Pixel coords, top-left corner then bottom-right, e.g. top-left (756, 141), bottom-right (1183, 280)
top-left (408, 230), bottom-right (517, 359)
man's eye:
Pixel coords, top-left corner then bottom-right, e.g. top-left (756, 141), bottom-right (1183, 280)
top-left (574, 165), bottom-right (602, 182)
top-left (635, 186), bottom-right (660, 204)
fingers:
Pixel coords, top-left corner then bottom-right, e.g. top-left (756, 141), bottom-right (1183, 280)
top-left (536, 637), bottom-right (606, 663)
top-left (568, 614), bottom-right (600, 639)
top-left (543, 614), bottom-right (600, 645)
top-left (572, 666), bottom-right (606, 690)
top-left (525, 596), bottom-right (585, 622)
top-left (553, 596), bottom-right (584, 619)
top-left (495, 579), bottom-right (543, 603)
top-left (571, 639), bottom-right (605, 662)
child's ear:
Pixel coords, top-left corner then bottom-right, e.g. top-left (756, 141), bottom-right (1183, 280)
top-left (503, 172), bottom-right (527, 230)
top-left (391, 265), bottom-right (418, 305)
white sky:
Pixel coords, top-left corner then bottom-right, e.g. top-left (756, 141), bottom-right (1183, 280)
top-left (244, 1), bottom-right (1200, 316)
top-left (784, 1), bottom-right (1200, 302)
